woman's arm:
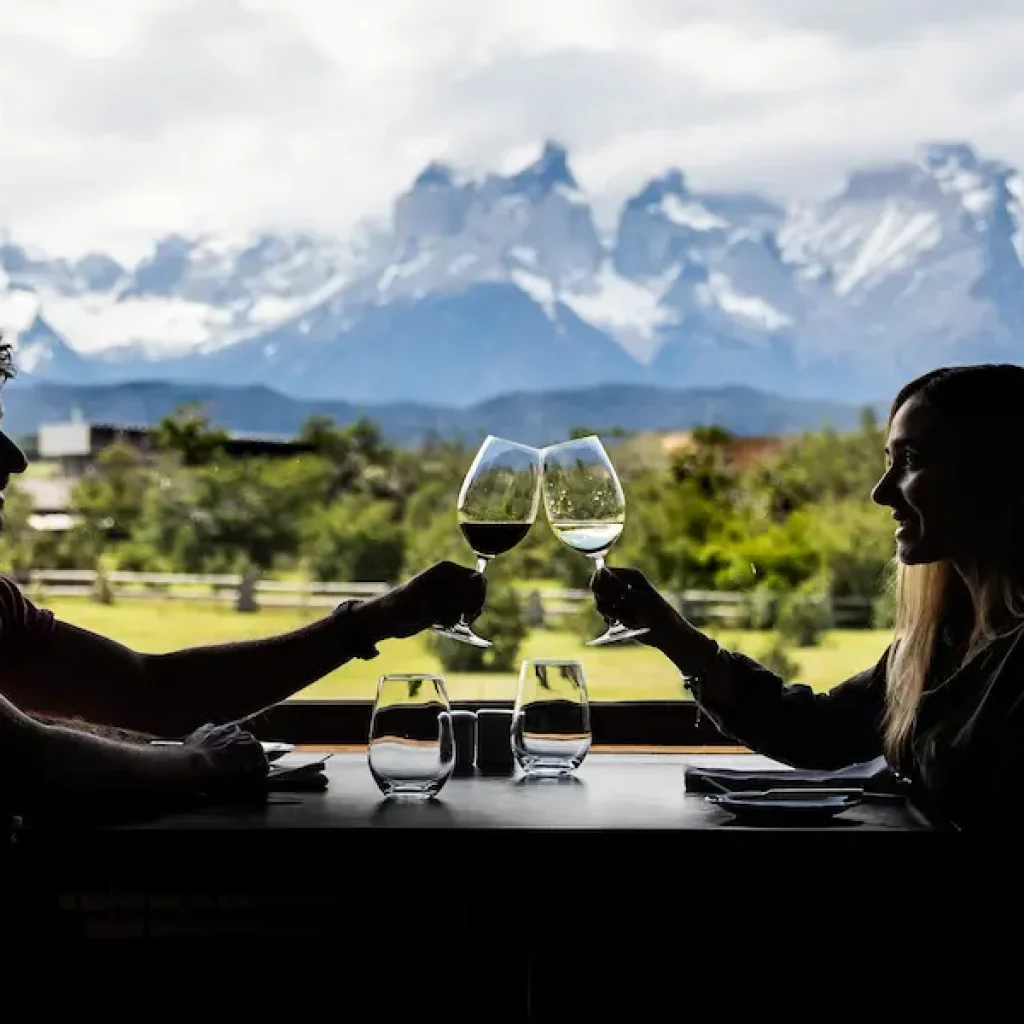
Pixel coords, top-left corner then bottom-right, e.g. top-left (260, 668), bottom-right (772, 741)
top-left (672, 641), bottom-right (889, 769)
top-left (593, 566), bottom-right (889, 769)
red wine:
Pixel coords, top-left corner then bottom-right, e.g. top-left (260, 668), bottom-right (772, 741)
top-left (461, 521), bottom-right (531, 558)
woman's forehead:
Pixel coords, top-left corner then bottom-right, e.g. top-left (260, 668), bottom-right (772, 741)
top-left (887, 397), bottom-right (934, 447)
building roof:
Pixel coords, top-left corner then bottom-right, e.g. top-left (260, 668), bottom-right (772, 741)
top-left (65, 421), bottom-right (304, 445)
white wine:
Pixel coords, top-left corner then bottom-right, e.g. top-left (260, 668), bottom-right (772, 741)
top-left (552, 521), bottom-right (624, 558)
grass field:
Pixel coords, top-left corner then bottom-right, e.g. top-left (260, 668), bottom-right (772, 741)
top-left (43, 597), bottom-right (892, 702)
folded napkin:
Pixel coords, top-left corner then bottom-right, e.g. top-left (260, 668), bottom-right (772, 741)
top-left (266, 753), bottom-right (332, 792)
top-left (684, 755), bottom-right (903, 797)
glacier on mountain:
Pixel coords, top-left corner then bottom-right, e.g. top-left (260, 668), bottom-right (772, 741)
top-left (0, 139), bottom-right (1022, 405)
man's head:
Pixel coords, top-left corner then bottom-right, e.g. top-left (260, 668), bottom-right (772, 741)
top-left (0, 338), bottom-right (29, 530)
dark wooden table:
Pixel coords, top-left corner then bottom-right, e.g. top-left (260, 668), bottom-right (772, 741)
top-left (12, 751), bottom-right (935, 922)
top-left (99, 750), bottom-right (925, 833)
top-left (10, 751), bottom-right (988, 1012)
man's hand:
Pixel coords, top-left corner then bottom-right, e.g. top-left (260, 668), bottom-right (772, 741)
top-left (184, 722), bottom-right (268, 790)
top-left (355, 561), bottom-right (487, 643)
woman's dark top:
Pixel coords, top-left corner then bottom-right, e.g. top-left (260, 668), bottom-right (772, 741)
top-left (689, 623), bottom-right (1024, 831)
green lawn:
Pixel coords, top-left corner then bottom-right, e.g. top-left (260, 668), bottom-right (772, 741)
top-left (42, 597), bottom-right (891, 702)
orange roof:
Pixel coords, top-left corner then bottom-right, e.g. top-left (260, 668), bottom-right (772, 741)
top-left (661, 431), bottom-right (784, 468)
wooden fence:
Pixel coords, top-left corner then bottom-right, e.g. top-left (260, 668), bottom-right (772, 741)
top-left (13, 569), bottom-right (876, 627)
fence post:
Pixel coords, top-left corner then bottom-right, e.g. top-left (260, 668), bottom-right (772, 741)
top-left (236, 566), bottom-right (259, 613)
top-left (524, 590), bottom-right (545, 628)
top-left (92, 568), bottom-right (115, 605)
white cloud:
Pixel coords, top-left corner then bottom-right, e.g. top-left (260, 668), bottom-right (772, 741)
top-left (0, 0), bottom-right (1022, 260)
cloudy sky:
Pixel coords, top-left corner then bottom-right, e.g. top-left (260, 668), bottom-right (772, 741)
top-left (1, 0), bottom-right (1022, 261)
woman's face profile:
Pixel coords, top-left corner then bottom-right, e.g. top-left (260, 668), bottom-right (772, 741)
top-left (871, 396), bottom-right (974, 566)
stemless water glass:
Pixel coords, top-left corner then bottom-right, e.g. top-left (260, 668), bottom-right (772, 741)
top-left (433, 435), bottom-right (543, 649)
top-left (541, 434), bottom-right (649, 646)
top-left (512, 659), bottom-right (592, 777)
top-left (368, 674), bottom-right (455, 799)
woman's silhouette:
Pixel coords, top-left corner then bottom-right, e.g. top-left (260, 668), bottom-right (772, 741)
top-left (592, 363), bottom-right (1024, 831)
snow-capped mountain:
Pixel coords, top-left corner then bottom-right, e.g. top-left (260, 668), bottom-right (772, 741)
top-left (2, 139), bottom-right (1023, 406)
top-left (0, 230), bottom-right (356, 363)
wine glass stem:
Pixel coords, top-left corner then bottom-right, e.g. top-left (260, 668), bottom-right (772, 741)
top-left (591, 553), bottom-right (621, 631)
top-left (453, 557), bottom-right (489, 630)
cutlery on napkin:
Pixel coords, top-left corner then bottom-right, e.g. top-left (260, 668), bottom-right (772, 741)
top-left (684, 756), bottom-right (904, 800)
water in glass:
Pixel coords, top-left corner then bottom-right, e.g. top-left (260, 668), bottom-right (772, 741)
top-left (368, 674), bottom-right (455, 798)
top-left (513, 659), bottom-right (592, 776)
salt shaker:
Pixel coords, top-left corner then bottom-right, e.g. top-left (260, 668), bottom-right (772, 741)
top-left (475, 708), bottom-right (515, 775)
top-left (450, 710), bottom-right (477, 775)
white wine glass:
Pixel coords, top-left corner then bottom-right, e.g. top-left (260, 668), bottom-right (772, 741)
top-left (541, 434), bottom-right (649, 646)
top-left (432, 435), bottom-right (543, 648)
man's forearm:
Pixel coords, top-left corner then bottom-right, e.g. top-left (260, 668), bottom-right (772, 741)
top-left (31, 725), bottom-right (200, 815)
top-left (4, 602), bottom-right (385, 736)
top-left (138, 603), bottom-right (377, 734)
top-left (0, 695), bottom-right (200, 820)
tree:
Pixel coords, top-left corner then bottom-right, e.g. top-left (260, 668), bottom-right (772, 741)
top-left (153, 404), bottom-right (230, 467)
top-left (138, 456), bottom-right (328, 572)
top-left (0, 480), bottom-right (40, 574)
top-left (0, 480), bottom-right (102, 572)
top-left (302, 495), bottom-right (405, 583)
top-left (71, 441), bottom-right (152, 541)
top-left (297, 414), bottom-right (396, 500)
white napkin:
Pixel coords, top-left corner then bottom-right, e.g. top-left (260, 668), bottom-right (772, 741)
top-left (684, 756), bottom-right (900, 796)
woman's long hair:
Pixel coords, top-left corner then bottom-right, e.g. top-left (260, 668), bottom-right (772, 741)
top-left (884, 364), bottom-right (1024, 762)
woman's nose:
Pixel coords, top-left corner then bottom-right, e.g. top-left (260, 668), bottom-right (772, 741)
top-left (871, 470), bottom-right (894, 507)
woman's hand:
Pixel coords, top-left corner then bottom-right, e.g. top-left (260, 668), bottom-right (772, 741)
top-left (591, 566), bottom-right (718, 676)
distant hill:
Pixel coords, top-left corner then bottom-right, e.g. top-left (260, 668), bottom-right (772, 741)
top-left (4, 379), bottom-right (881, 447)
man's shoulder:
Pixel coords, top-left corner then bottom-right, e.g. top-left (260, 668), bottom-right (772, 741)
top-left (0, 573), bottom-right (55, 644)
top-left (0, 572), bottom-right (26, 606)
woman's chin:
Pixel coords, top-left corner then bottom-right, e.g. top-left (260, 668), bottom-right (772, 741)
top-left (896, 538), bottom-right (937, 565)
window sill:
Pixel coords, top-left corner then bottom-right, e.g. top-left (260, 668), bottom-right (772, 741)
top-left (251, 699), bottom-right (736, 747)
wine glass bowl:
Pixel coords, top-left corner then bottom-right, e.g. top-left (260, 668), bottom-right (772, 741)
top-left (541, 435), bottom-right (649, 646)
top-left (433, 436), bottom-right (543, 648)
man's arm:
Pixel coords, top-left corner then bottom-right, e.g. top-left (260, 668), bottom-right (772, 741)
top-left (0, 690), bottom-right (208, 819)
top-left (1, 607), bottom-right (372, 737)
top-left (0, 561), bottom-right (485, 737)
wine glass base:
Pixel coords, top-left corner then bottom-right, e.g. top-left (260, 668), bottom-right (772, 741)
top-left (432, 623), bottom-right (492, 648)
top-left (586, 625), bottom-right (650, 647)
